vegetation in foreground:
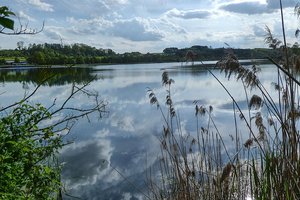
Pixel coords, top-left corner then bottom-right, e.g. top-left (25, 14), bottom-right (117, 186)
top-left (2, 0), bottom-right (300, 199)
top-left (0, 82), bottom-right (106, 199)
top-left (0, 103), bottom-right (63, 199)
top-left (145, 2), bottom-right (300, 200)
top-left (0, 6), bottom-right (107, 199)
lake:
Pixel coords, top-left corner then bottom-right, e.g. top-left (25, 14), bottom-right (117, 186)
top-left (0, 61), bottom-right (277, 199)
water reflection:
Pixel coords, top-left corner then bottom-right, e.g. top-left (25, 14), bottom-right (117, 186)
top-left (1, 63), bottom-right (276, 199)
top-left (61, 139), bottom-right (112, 188)
top-left (0, 66), bottom-right (97, 86)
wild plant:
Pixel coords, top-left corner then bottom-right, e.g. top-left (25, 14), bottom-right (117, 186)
top-left (147, 71), bottom-right (247, 200)
top-left (146, 1), bottom-right (300, 199)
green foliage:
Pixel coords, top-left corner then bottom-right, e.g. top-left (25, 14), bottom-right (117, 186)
top-left (0, 50), bottom-right (23, 59)
top-left (25, 43), bottom-right (115, 65)
top-left (0, 41), bottom-right (282, 66)
top-left (0, 6), bottom-right (15, 30)
top-left (0, 58), bottom-right (5, 64)
top-left (14, 57), bottom-right (20, 63)
top-left (30, 51), bottom-right (46, 65)
top-left (0, 103), bottom-right (63, 199)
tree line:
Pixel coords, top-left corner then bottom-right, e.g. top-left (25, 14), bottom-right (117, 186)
top-left (2, 42), bottom-right (299, 65)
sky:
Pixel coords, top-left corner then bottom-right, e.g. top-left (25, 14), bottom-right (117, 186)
top-left (1, 0), bottom-right (300, 53)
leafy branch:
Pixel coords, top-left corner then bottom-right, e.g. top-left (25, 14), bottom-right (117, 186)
top-left (0, 5), bottom-right (44, 35)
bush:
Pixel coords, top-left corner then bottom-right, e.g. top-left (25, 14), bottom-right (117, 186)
top-left (14, 57), bottom-right (20, 63)
top-left (0, 103), bottom-right (62, 199)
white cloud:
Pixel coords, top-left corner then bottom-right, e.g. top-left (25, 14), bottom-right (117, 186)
top-left (66, 17), bottom-right (113, 35)
top-left (166, 8), bottom-right (212, 19)
top-left (17, 11), bottom-right (35, 21)
top-left (28, 0), bottom-right (54, 12)
top-left (111, 115), bottom-right (135, 132)
top-left (111, 18), bottom-right (164, 41)
top-left (107, 0), bottom-right (129, 5)
top-left (220, 0), bottom-right (296, 15)
top-left (253, 25), bottom-right (266, 37)
top-left (44, 28), bottom-right (63, 40)
top-left (220, 1), bottom-right (271, 15)
top-left (60, 139), bottom-right (114, 189)
top-left (66, 16), bottom-right (164, 41)
top-left (2, 0), bottom-right (300, 52)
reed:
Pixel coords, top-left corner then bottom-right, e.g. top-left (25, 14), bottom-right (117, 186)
top-left (146, 1), bottom-right (300, 199)
top-left (147, 70), bottom-right (250, 199)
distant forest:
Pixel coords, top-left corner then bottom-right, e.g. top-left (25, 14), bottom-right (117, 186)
top-left (0, 43), bottom-right (297, 65)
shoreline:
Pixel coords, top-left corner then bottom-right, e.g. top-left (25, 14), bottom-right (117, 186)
top-left (0, 58), bottom-right (270, 69)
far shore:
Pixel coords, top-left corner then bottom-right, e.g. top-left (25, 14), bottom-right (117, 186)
top-left (0, 58), bottom-right (270, 69)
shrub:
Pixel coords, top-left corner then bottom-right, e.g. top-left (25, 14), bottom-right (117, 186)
top-left (0, 103), bottom-right (62, 199)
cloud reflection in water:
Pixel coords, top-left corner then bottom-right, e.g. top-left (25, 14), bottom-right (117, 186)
top-left (1, 63), bottom-right (277, 199)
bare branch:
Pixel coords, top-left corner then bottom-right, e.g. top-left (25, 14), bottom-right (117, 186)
top-left (0, 21), bottom-right (44, 35)
top-left (0, 74), bottom-right (56, 112)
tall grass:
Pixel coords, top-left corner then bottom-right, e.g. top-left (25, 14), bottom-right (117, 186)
top-left (147, 70), bottom-right (252, 200)
top-left (146, 1), bottom-right (300, 199)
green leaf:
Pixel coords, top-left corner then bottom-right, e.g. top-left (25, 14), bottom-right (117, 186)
top-left (0, 6), bottom-right (9, 14)
top-left (44, 166), bottom-right (51, 175)
top-left (5, 11), bottom-right (15, 16)
top-left (0, 17), bottom-right (14, 30)
top-left (0, 6), bottom-right (15, 17)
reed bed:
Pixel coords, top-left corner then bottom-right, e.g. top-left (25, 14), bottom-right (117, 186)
top-left (146, 3), bottom-right (300, 198)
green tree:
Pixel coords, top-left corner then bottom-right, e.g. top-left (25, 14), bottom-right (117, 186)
top-left (14, 57), bottom-right (20, 63)
top-left (0, 58), bottom-right (6, 64)
top-left (76, 55), bottom-right (84, 64)
top-left (32, 51), bottom-right (46, 65)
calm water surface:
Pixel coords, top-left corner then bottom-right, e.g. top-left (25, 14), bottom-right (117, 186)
top-left (0, 62), bottom-right (277, 199)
